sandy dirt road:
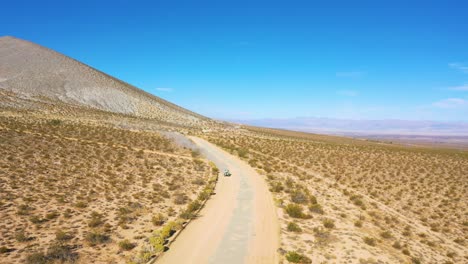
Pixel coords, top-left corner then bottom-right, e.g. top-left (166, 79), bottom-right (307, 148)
top-left (157, 137), bottom-right (279, 264)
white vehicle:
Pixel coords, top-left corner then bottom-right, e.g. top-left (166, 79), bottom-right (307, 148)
top-left (223, 169), bottom-right (231, 177)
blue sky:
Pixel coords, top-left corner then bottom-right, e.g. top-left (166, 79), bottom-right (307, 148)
top-left (2, 0), bottom-right (468, 121)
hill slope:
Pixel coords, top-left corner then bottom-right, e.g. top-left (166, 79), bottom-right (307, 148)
top-left (0, 36), bottom-right (209, 127)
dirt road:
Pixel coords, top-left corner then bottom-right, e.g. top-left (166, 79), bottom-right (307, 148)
top-left (157, 137), bottom-right (279, 264)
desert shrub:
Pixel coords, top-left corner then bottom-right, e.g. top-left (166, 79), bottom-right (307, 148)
top-left (392, 241), bottom-right (402, 249)
top-left (291, 191), bottom-right (308, 204)
top-left (197, 190), bottom-right (210, 201)
top-left (75, 201), bottom-right (88, 208)
top-left (285, 204), bottom-right (306, 218)
top-left (322, 218), bottom-right (335, 229)
top-left (29, 215), bottom-right (46, 224)
top-left (119, 239), bottom-right (136, 251)
top-left (174, 193), bottom-right (188, 205)
top-left (285, 251), bottom-right (312, 263)
top-left (270, 181), bottom-right (284, 193)
top-left (85, 231), bottom-right (110, 246)
top-left (46, 243), bottom-right (79, 262)
top-left (309, 195), bottom-right (318, 205)
top-left (45, 211), bottom-right (60, 220)
top-left (309, 203), bottom-right (324, 214)
top-left (149, 221), bottom-right (178, 253)
top-left (380, 230), bottom-right (392, 239)
top-left (88, 212), bottom-right (105, 227)
top-left (412, 257), bottom-right (421, 264)
top-left (181, 200), bottom-right (201, 219)
top-left (152, 213), bottom-right (166, 226)
top-left (238, 148), bottom-right (248, 158)
top-left (17, 204), bottom-right (32, 215)
top-left (63, 209), bottom-right (73, 218)
top-left (354, 220), bottom-right (363, 227)
top-left (446, 251), bottom-right (456, 258)
top-left (15, 230), bottom-right (30, 242)
top-left (191, 149), bottom-right (201, 157)
top-left (26, 252), bottom-right (47, 264)
top-left (55, 230), bottom-right (73, 242)
top-left (287, 222), bottom-right (302, 233)
top-left (363, 236), bottom-right (376, 246)
top-left (350, 195), bottom-right (366, 209)
top-left (192, 178), bottom-right (205, 185)
top-left (49, 119), bottom-right (62, 126)
top-left (0, 246), bottom-right (13, 253)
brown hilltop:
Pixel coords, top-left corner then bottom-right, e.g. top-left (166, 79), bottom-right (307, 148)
top-left (0, 36), bottom-right (210, 127)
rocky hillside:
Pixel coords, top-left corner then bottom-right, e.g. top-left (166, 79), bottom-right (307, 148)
top-left (0, 36), bottom-right (210, 127)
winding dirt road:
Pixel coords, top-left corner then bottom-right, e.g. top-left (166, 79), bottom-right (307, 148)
top-left (157, 137), bottom-right (279, 264)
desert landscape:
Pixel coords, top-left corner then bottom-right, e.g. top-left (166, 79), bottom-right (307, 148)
top-left (204, 127), bottom-right (467, 263)
top-left (1, 2), bottom-right (468, 263)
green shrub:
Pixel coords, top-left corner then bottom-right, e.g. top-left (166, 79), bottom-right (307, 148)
top-left (88, 212), bottom-right (104, 227)
top-left (118, 239), bottom-right (136, 251)
top-left (181, 201), bottom-right (202, 219)
top-left (55, 230), bottom-right (73, 242)
top-left (75, 201), bottom-right (88, 208)
top-left (174, 193), bottom-right (188, 205)
top-left (309, 203), bottom-right (324, 214)
top-left (15, 230), bottom-right (30, 242)
top-left (26, 244), bottom-right (78, 264)
top-left (192, 178), bottom-right (205, 185)
top-left (323, 218), bottom-right (335, 229)
top-left (285, 251), bottom-right (312, 263)
top-left (363, 236), bottom-right (376, 246)
top-left (287, 222), bottom-right (302, 233)
top-left (85, 231), bottom-right (110, 246)
top-left (0, 246), bottom-right (13, 253)
top-left (152, 213), bottom-right (166, 226)
top-left (46, 243), bottom-right (79, 262)
top-left (49, 119), bottom-right (62, 126)
top-left (238, 148), bottom-right (248, 158)
top-left (45, 211), bottom-right (60, 220)
top-left (392, 241), bottom-right (402, 249)
top-left (380, 230), bottom-right (392, 239)
top-left (309, 195), bottom-right (318, 205)
top-left (149, 221), bottom-right (178, 253)
top-left (191, 149), bottom-right (201, 158)
top-left (291, 191), bottom-right (308, 204)
top-left (25, 252), bottom-right (47, 264)
top-left (285, 204), bottom-right (306, 218)
top-left (197, 190), bottom-right (210, 201)
top-left (270, 181), bottom-right (284, 193)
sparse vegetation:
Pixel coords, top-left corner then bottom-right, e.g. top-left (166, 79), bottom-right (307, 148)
top-left (285, 204), bottom-right (307, 218)
top-left (285, 251), bottom-right (312, 263)
top-left (0, 114), bottom-right (213, 263)
top-left (287, 222), bottom-right (302, 233)
top-left (206, 126), bottom-right (467, 264)
top-left (118, 239), bottom-right (136, 251)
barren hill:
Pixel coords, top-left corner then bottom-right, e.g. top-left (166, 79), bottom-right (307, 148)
top-left (0, 36), bottom-right (209, 127)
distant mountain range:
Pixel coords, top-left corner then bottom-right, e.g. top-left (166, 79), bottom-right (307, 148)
top-left (231, 117), bottom-right (468, 136)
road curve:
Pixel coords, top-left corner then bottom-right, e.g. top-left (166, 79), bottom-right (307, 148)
top-left (156, 137), bottom-right (279, 264)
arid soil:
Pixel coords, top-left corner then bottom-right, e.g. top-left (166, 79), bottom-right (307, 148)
top-left (204, 126), bottom-right (467, 264)
top-left (0, 112), bottom-right (217, 263)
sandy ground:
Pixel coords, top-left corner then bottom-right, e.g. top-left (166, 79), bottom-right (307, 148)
top-left (157, 137), bottom-right (279, 264)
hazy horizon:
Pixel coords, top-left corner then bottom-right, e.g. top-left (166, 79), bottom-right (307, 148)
top-left (227, 116), bottom-right (468, 136)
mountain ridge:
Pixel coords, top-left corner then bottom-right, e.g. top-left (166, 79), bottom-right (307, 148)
top-left (0, 36), bottom-right (210, 127)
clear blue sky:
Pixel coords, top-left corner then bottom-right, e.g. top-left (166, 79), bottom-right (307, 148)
top-left (2, 0), bottom-right (468, 121)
